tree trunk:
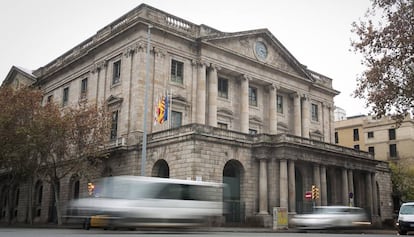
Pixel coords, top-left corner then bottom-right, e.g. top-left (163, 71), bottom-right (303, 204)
top-left (26, 177), bottom-right (34, 224)
top-left (53, 181), bottom-right (62, 225)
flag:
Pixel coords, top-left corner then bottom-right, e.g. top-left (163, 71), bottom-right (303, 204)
top-left (154, 95), bottom-right (168, 125)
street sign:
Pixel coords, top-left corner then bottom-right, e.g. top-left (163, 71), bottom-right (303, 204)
top-left (305, 191), bottom-right (312, 199)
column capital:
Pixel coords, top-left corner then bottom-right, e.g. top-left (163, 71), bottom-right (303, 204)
top-left (91, 60), bottom-right (108, 74)
top-left (209, 63), bottom-right (221, 71)
top-left (290, 92), bottom-right (300, 99)
top-left (153, 47), bottom-right (166, 58)
top-left (192, 59), bottom-right (209, 67)
top-left (301, 93), bottom-right (310, 101)
top-left (267, 83), bottom-right (280, 91)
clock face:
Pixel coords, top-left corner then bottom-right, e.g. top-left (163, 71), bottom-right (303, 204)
top-left (255, 41), bottom-right (268, 60)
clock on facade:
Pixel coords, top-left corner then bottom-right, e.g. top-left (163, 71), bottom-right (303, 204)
top-left (255, 41), bottom-right (268, 60)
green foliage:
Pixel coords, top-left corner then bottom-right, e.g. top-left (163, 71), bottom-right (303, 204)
top-left (390, 161), bottom-right (414, 202)
top-left (351, 0), bottom-right (414, 123)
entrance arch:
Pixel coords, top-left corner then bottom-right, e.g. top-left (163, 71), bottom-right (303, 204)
top-left (223, 159), bottom-right (244, 224)
top-left (151, 159), bottom-right (170, 178)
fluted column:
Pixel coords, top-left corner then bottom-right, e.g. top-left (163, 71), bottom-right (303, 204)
top-left (208, 65), bottom-right (218, 127)
top-left (320, 165), bottom-right (327, 206)
top-left (322, 102), bottom-right (330, 142)
top-left (288, 160), bottom-right (296, 213)
top-left (342, 169), bottom-right (349, 205)
top-left (196, 62), bottom-right (207, 124)
top-left (259, 159), bottom-right (269, 214)
top-left (269, 84), bottom-right (278, 134)
top-left (348, 170), bottom-right (354, 206)
top-left (301, 95), bottom-right (310, 138)
top-left (313, 165), bottom-right (321, 206)
top-left (371, 173), bottom-right (378, 215)
top-left (240, 75), bottom-right (249, 133)
top-left (279, 160), bottom-right (288, 208)
top-left (293, 93), bottom-right (301, 136)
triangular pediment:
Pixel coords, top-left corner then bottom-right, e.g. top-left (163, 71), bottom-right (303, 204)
top-left (2, 66), bottom-right (37, 89)
top-left (106, 95), bottom-right (123, 106)
top-left (203, 29), bottom-right (312, 80)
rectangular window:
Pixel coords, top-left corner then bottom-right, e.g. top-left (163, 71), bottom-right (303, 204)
top-left (171, 111), bottom-right (182, 128)
top-left (354, 145), bottom-right (360, 150)
top-left (248, 86), bottom-right (257, 106)
top-left (80, 78), bottom-right (88, 99)
top-left (277, 95), bottom-right (283, 113)
top-left (335, 132), bottom-right (339, 144)
top-left (311, 103), bottom-right (319, 121)
top-left (62, 87), bottom-right (69, 106)
top-left (389, 128), bottom-right (396, 140)
top-left (112, 60), bottom-right (121, 85)
top-left (353, 128), bottom-right (359, 141)
top-left (47, 95), bottom-right (53, 104)
top-left (218, 77), bottom-right (228, 98)
top-left (389, 144), bottom-right (397, 158)
top-left (110, 111), bottom-right (118, 140)
top-left (367, 131), bottom-right (374, 138)
top-left (368, 146), bottom-right (375, 155)
top-left (218, 122), bottom-right (228, 129)
top-left (171, 60), bottom-right (184, 84)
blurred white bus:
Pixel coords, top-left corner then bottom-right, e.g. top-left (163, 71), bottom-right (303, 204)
top-left (66, 176), bottom-right (224, 229)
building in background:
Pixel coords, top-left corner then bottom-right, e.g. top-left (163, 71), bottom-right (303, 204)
top-left (335, 115), bottom-right (414, 164)
top-left (1, 4), bottom-right (392, 227)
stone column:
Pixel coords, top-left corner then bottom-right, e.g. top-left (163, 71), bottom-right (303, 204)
top-left (259, 159), bottom-right (269, 214)
top-left (279, 160), bottom-right (288, 208)
top-left (342, 169), bottom-right (349, 205)
top-left (366, 173), bottom-right (373, 216)
top-left (320, 165), bottom-right (328, 206)
top-left (301, 95), bottom-right (310, 138)
top-left (196, 62), bottom-right (207, 124)
top-left (269, 84), bottom-right (278, 134)
top-left (348, 170), bottom-right (354, 206)
top-left (288, 160), bottom-right (296, 213)
top-left (371, 173), bottom-right (378, 215)
top-left (323, 102), bottom-right (330, 143)
top-left (208, 65), bottom-right (218, 127)
top-left (240, 75), bottom-right (249, 133)
top-left (293, 93), bottom-right (301, 137)
top-left (313, 164), bottom-right (321, 206)
top-left (329, 104), bottom-right (335, 143)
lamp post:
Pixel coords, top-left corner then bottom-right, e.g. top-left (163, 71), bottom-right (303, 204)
top-left (141, 24), bottom-right (152, 176)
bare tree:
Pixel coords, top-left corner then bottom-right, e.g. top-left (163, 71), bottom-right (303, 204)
top-left (351, 0), bottom-right (414, 123)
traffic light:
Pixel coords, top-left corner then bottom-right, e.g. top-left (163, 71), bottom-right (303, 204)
top-left (87, 182), bottom-right (95, 196)
top-left (311, 185), bottom-right (320, 200)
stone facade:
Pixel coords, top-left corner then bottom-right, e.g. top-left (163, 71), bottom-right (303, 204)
top-left (1, 4), bottom-right (392, 227)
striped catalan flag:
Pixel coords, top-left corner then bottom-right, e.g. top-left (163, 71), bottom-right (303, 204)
top-left (155, 96), bottom-right (168, 124)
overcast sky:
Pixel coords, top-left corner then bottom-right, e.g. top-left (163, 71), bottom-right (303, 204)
top-left (0, 0), bottom-right (372, 116)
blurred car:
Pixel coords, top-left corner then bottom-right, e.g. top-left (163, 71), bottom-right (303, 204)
top-left (290, 206), bottom-right (370, 229)
top-left (396, 202), bottom-right (414, 235)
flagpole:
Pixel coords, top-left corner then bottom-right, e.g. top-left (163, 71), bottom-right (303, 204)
top-left (141, 24), bottom-right (152, 176)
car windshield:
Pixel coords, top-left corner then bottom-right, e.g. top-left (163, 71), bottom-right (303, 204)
top-left (400, 205), bottom-right (414, 214)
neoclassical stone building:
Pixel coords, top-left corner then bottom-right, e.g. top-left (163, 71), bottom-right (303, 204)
top-left (1, 4), bottom-right (392, 227)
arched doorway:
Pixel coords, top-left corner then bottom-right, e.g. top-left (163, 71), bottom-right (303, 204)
top-left (34, 180), bottom-right (43, 218)
top-left (223, 160), bottom-right (243, 224)
top-left (152, 159), bottom-right (170, 178)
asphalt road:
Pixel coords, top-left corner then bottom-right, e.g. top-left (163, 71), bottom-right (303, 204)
top-left (0, 227), bottom-right (398, 237)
